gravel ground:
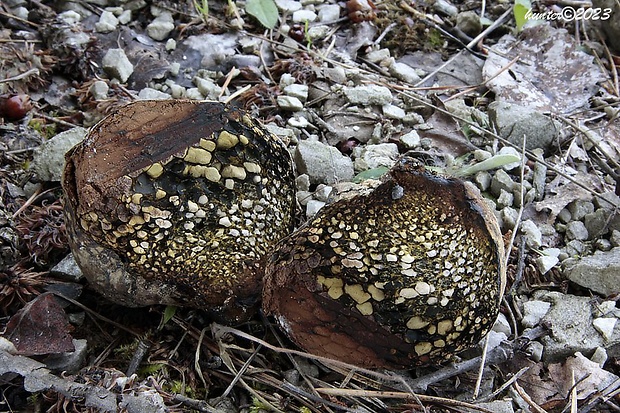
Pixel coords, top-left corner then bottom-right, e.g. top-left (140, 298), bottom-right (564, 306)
top-left (1, 0), bottom-right (620, 412)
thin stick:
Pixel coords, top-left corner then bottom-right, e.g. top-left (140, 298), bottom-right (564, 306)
top-left (0, 68), bottom-right (40, 83)
top-left (315, 388), bottom-right (495, 413)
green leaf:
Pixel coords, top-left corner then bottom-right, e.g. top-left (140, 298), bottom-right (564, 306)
top-left (458, 154), bottom-right (521, 176)
top-left (513, 0), bottom-right (531, 31)
top-left (159, 305), bottom-right (177, 330)
top-left (246, 0), bottom-right (279, 29)
top-left (352, 166), bottom-right (389, 183)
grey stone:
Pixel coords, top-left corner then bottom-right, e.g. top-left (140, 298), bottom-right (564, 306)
top-left (569, 200), bottom-right (595, 221)
top-left (287, 115), bottom-right (310, 128)
top-left (501, 207), bottom-right (519, 230)
top-left (490, 169), bottom-right (516, 197)
top-left (275, 0), bottom-right (302, 12)
top-left (44, 339), bottom-right (87, 374)
top-left (532, 161), bottom-right (547, 201)
top-left (193, 77), bottom-right (222, 100)
top-left (474, 171), bottom-right (491, 192)
top-left (389, 61), bottom-right (420, 84)
top-left (473, 149), bottom-right (491, 161)
top-left (564, 248), bottom-right (620, 296)
top-left (165, 38), bottom-right (176, 51)
top-left (366, 49), bottom-right (390, 64)
top-left (51, 253), bottom-right (83, 282)
top-left (323, 67), bottom-right (346, 83)
top-left (169, 62), bottom-right (180, 76)
top-left (593, 317), bottom-right (617, 341)
top-left (146, 12), bottom-right (174, 41)
top-left (433, 0), bottom-right (458, 16)
top-left (456, 11), bottom-right (481, 36)
top-left (102, 48), bottom-right (133, 83)
top-left (137, 88), bottom-right (169, 100)
top-left (535, 291), bottom-right (618, 362)
top-left (557, 208), bottom-right (572, 224)
top-left (89, 80), bottom-right (109, 100)
top-left (566, 221), bottom-right (589, 241)
top-left (168, 83), bottom-right (185, 99)
top-left (314, 184), bottom-right (333, 202)
top-left (58, 10), bottom-right (81, 25)
top-left (343, 85), bottom-right (392, 105)
top-left (184, 88), bottom-right (204, 100)
top-left (525, 341), bottom-right (544, 362)
top-left (594, 191), bottom-right (620, 210)
top-left (522, 300), bottom-right (551, 328)
top-left (277, 95), bottom-right (304, 111)
top-left (31, 127), bottom-right (87, 182)
top-left (382, 104), bottom-right (405, 120)
top-left (283, 84), bottom-right (309, 101)
top-left (296, 190), bottom-right (313, 206)
top-left (318, 4), bottom-right (340, 21)
top-left (307, 25), bottom-right (330, 41)
top-left (584, 209), bottom-right (615, 239)
top-left (611, 230), bottom-right (620, 247)
top-left (306, 200), bottom-right (326, 217)
top-left (591, 346), bottom-right (608, 366)
top-left (118, 9), bottom-right (132, 24)
top-left (95, 10), bottom-right (118, 33)
top-left (566, 239), bottom-right (589, 257)
top-left (295, 140), bottom-right (354, 185)
top-left (493, 313), bottom-right (512, 336)
top-left (497, 189), bottom-right (513, 208)
top-left (296, 174), bottom-right (311, 192)
top-left (488, 101), bottom-right (559, 152)
top-left (354, 143), bottom-right (399, 171)
top-left (520, 220), bottom-right (542, 249)
top-left (473, 400), bottom-right (514, 413)
top-left (292, 9), bottom-right (317, 23)
top-left (399, 130), bottom-right (420, 149)
top-left (596, 238), bottom-right (612, 252)
top-left (536, 255), bottom-right (558, 274)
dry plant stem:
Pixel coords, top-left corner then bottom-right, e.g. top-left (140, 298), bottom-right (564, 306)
top-left (473, 333), bottom-right (490, 399)
top-left (11, 186), bottom-right (42, 219)
top-left (596, 31), bottom-right (619, 96)
top-left (261, 315), bottom-right (333, 412)
top-left (401, 341), bottom-right (514, 392)
top-left (414, 7), bottom-right (513, 88)
top-left (476, 366), bottom-right (531, 403)
top-left (215, 335), bottom-right (282, 413)
top-left (195, 327), bottom-right (209, 391)
top-left (0, 67), bottom-right (40, 83)
top-left (315, 388), bottom-right (495, 413)
top-left (280, 382), bottom-right (364, 412)
top-left (513, 380), bottom-right (547, 413)
top-left (218, 66), bottom-right (236, 98)
top-left (220, 343), bottom-right (263, 398)
top-left (31, 111), bottom-right (79, 129)
top-left (0, 350), bottom-right (154, 413)
top-left (580, 379), bottom-right (620, 413)
top-left (402, 91), bottom-right (620, 209)
top-left (126, 335), bottom-right (151, 377)
top-left (52, 292), bottom-right (141, 337)
top-left (559, 115), bottom-right (620, 171)
top-left (170, 393), bottom-right (224, 413)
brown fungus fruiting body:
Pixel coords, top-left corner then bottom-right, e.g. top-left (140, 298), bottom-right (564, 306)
top-left (263, 158), bottom-right (506, 369)
top-left (62, 100), bottom-right (295, 322)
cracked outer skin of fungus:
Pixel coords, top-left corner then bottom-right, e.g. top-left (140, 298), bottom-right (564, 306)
top-left (263, 158), bottom-right (506, 369)
top-left (62, 100), bottom-right (295, 322)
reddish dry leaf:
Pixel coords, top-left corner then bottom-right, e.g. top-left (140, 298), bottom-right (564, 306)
top-left (4, 293), bottom-right (74, 356)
